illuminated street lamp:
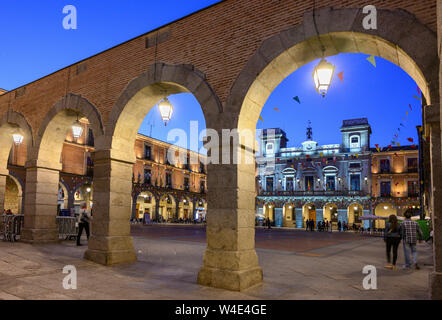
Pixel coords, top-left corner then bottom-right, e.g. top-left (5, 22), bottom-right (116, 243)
top-left (72, 114), bottom-right (83, 139)
top-left (312, 58), bottom-right (335, 98)
top-left (11, 128), bottom-right (24, 146)
top-left (158, 97), bottom-right (173, 125)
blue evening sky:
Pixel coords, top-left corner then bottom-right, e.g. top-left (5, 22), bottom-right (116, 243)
top-left (1, 1), bottom-right (422, 153)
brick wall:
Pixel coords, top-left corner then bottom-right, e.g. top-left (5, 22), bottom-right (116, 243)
top-left (0, 0), bottom-right (437, 138)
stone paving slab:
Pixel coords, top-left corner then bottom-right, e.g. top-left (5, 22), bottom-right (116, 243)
top-left (0, 226), bottom-right (434, 300)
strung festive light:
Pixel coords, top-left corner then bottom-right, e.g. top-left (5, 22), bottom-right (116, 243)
top-left (312, 58), bottom-right (336, 97)
top-left (158, 97), bottom-right (174, 125)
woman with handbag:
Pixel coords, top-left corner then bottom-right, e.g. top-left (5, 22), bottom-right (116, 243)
top-left (384, 215), bottom-right (401, 270)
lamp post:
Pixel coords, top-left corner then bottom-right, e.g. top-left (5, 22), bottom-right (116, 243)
top-left (158, 97), bottom-right (174, 125)
top-left (72, 114), bottom-right (83, 139)
top-left (11, 128), bottom-right (24, 146)
top-left (312, 58), bottom-right (335, 98)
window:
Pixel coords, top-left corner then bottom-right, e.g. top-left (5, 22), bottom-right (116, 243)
top-left (285, 177), bottom-right (294, 191)
top-left (200, 162), bottom-right (205, 174)
top-left (87, 128), bottom-right (94, 147)
top-left (144, 145), bottom-right (152, 160)
top-left (266, 143), bottom-right (274, 155)
top-left (408, 181), bottom-right (419, 197)
top-left (326, 176), bottom-right (335, 191)
top-left (407, 158), bottom-right (418, 172)
top-left (166, 172), bottom-right (172, 187)
top-left (380, 181), bottom-right (391, 197)
top-left (86, 156), bottom-right (93, 177)
top-left (304, 176), bottom-right (314, 191)
top-left (380, 159), bottom-right (390, 173)
top-left (266, 177), bottom-right (274, 192)
top-left (350, 136), bottom-right (360, 148)
top-left (184, 177), bottom-right (190, 190)
top-left (200, 181), bottom-right (205, 193)
top-left (350, 174), bottom-right (360, 191)
top-left (144, 169), bottom-right (152, 185)
top-left (349, 162), bottom-right (361, 169)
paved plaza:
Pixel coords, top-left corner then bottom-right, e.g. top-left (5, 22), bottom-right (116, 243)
top-left (0, 225), bottom-right (433, 300)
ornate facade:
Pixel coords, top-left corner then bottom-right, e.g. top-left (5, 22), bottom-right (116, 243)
top-left (4, 120), bottom-right (207, 221)
top-left (256, 118), bottom-right (420, 229)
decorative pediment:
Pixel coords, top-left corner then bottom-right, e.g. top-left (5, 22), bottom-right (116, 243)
top-left (323, 166), bottom-right (339, 173)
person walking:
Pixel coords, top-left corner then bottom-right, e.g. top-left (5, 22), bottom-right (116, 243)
top-left (401, 209), bottom-right (423, 269)
top-left (267, 217), bottom-right (271, 230)
top-left (337, 220), bottom-right (342, 232)
top-left (384, 215), bottom-right (402, 271)
top-left (77, 203), bottom-right (91, 246)
top-left (305, 218), bottom-right (309, 231)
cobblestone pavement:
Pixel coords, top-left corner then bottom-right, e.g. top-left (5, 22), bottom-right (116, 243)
top-left (0, 225), bottom-right (433, 300)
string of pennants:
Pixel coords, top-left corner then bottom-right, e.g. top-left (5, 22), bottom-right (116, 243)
top-left (259, 54), bottom-right (427, 151)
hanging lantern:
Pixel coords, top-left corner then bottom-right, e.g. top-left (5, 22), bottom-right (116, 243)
top-left (11, 128), bottom-right (24, 146)
top-left (72, 115), bottom-right (83, 139)
top-left (312, 58), bottom-right (335, 97)
top-left (158, 97), bottom-right (173, 125)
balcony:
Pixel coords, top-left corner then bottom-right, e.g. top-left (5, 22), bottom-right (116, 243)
top-left (258, 190), bottom-right (368, 197)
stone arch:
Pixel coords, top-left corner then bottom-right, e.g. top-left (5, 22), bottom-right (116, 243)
top-left (200, 7), bottom-right (439, 291)
top-left (178, 195), bottom-right (193, 220)
top-left (58, 181), bottom-right (69, 211)
top-left (159, 193), bottom-right (177, 221)
top-left (347, 202), bottom-right (363, 226)
top-left (30, 93), bottom-right (104, 169)
top-left (135, 191), bottom-right (157, 220)
top-left (302, 202), bottom-right (316, 227)
top-left (21, 94), bottom-right (103, 244)
top-left (375, 202), bottom-right (397, 229)
top-left (5, 175), bottom-right (23, 214)
top-left (0, 110), bottom-right (33, 172)
top-left (102, 63), bottom-right (222, 163)
top-left (226, 7), bottom-right (438, 132)
top-left (0, 110), bottom-right (33, 213)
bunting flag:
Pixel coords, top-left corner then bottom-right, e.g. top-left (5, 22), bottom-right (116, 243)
top-left (413, 95), bottom-right (421, 100)
top-left (337, 71), bottom-right (343, 83)
top-left (320, 152), bottom-right (324, 157)
top-left (406, 111), bottom-right (408, 116)
top-left (259, 115), bottom-right (264, 122)
top-left (387, 145), bottom-right (392, 150)
top-left (355, 153), bottom-right (359, 158)
top-left (293, 96), bottom-right (301, 104)
top-left (397, 142), bottom-right (401, 147)
top-left (375, 144), bottom-right (380, 152)
top-left (400, 123), bottom-right (405, 127)
top-left (409, 104), bottom-right (412, 111)
top-left (366, 55), bottom-right (376, 67)
top-left (273, 107), bottom-right (280, 112)
top-left (411, 144), bottom-right (416, 148)
top-left (407, 137), bottom-right (414, 143)
top-left (417, 86), bottom-right (421, 95)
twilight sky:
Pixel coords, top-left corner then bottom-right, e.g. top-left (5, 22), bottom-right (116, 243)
top-left (1, 1), bottom-right (422, 153)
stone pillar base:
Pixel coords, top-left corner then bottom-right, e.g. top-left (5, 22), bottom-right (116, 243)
top-left (429, 271), bottom-right (442, 299)
top-left (84, 235), bottom-right (137, 266)
top-left (20, 228), bottom-right (59, 244)
top-left (198, 266), bottom-right (263, 291)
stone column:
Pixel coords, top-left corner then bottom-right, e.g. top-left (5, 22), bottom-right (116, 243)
top-left (84, 151), bottom-right (136, 265)
top-left (198, 152), bottom-right (263, 291)
top-left (0, 172), bottom-right (6, 214)
top-left (21, 166), bottom-right (59, 243)
top-left (67, 190), bottom-right (75, 210)
top-left (426, 104), bottom-right (442, 299)
top-left (192, 199), bottom-right (197, 220)
top-left (295, 208), bottom-right (303, 228)
top-left (131, 195), bottom-right (138, 220)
